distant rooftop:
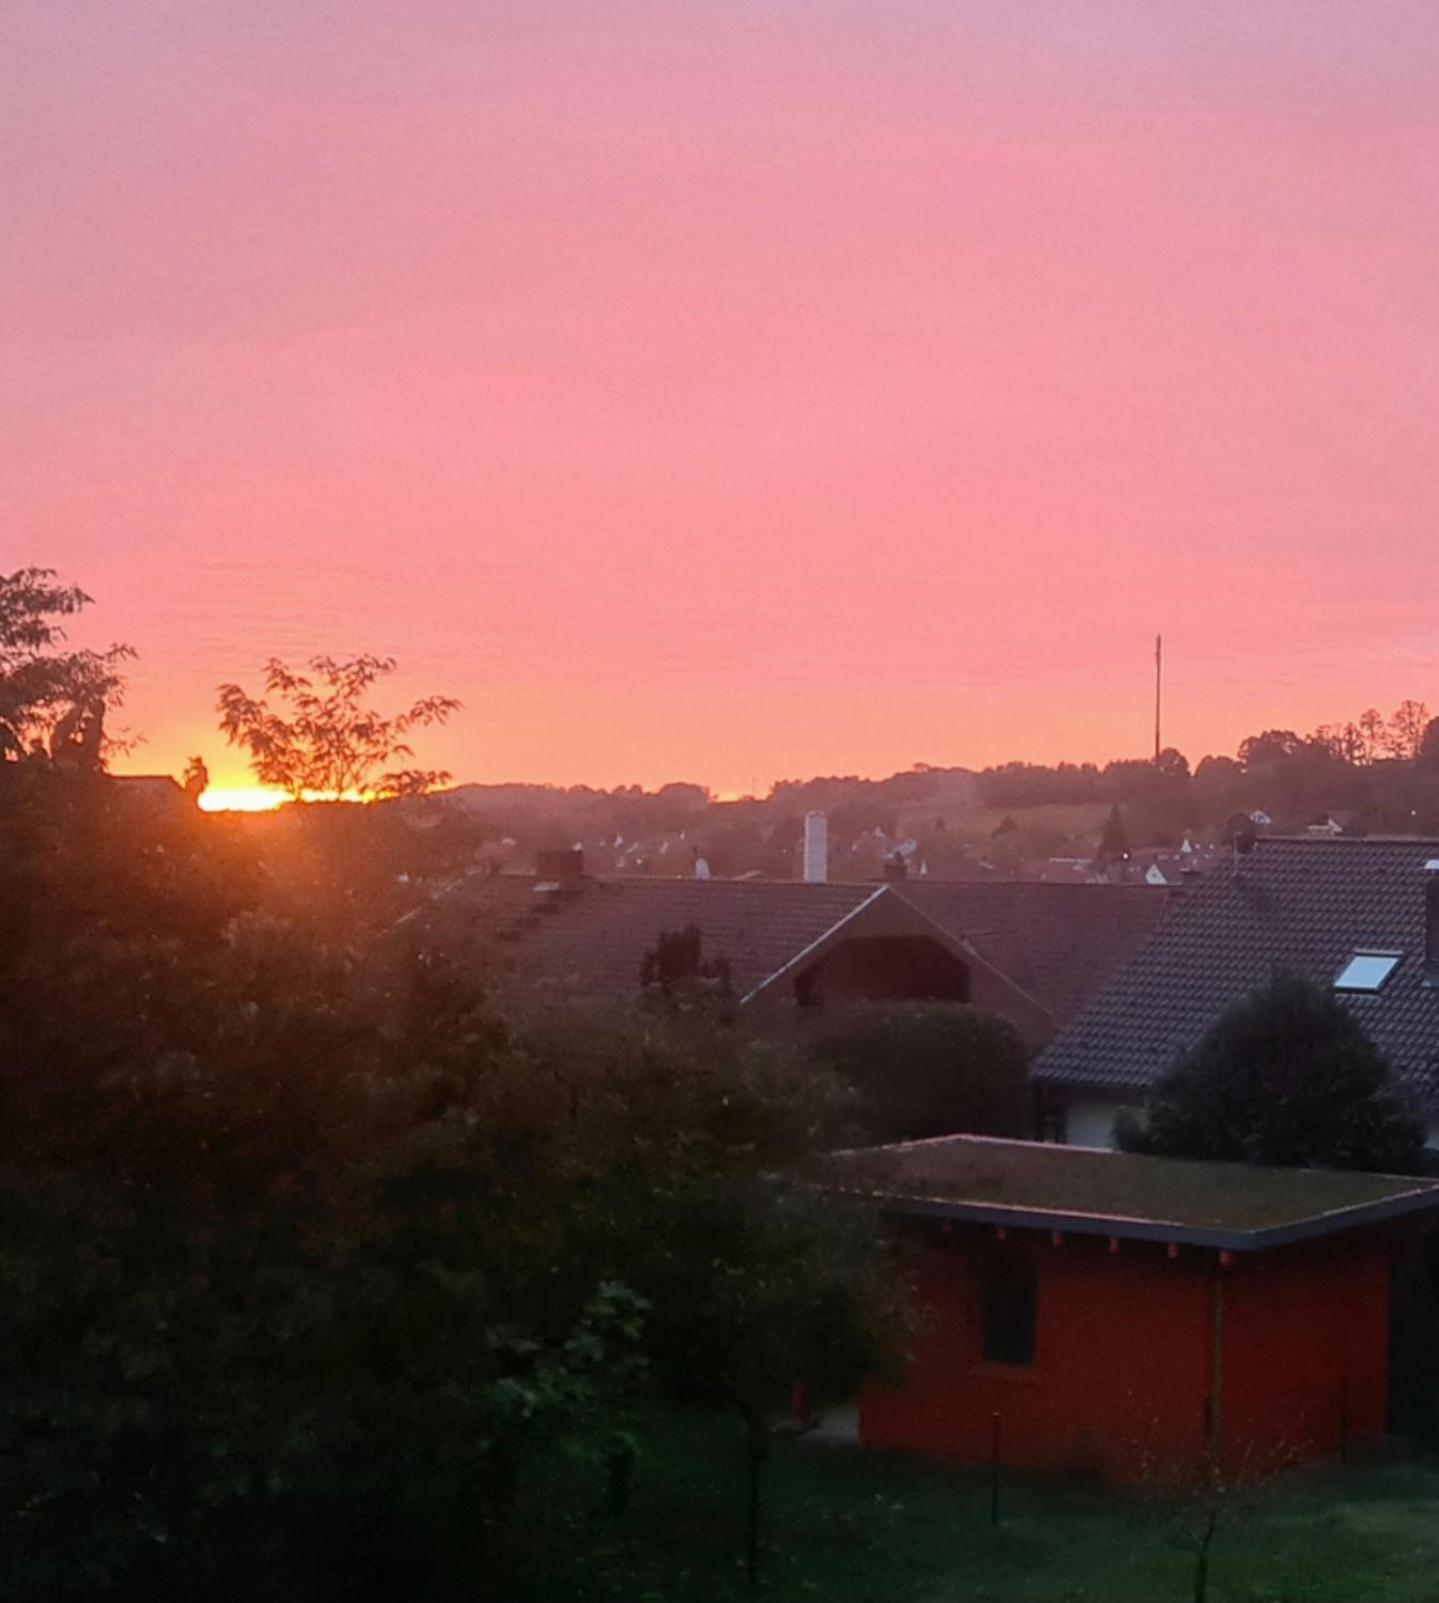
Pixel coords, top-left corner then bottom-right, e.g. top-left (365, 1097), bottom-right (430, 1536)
top-left (110, 773), bottom-right (183, 791)
top-left (417, 872), bottom-right (1170, 1023)
top-left (808, 1133), bottom-right (1439, 1251)
top-left (107, 773), bottom-right (190, 814)
top-left (1034, 836), bottom-right (1439, 1103)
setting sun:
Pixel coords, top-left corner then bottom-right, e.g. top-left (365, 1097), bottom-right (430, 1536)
top-left (197, 787), bottom-right (288, 814)
top-left (196, 786), bottom-right (376, 812)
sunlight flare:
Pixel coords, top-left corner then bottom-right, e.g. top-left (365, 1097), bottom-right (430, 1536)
top-left (198, 786), bottom-right (374, 812)
top-left (197, 787), bottom-right (289, 813)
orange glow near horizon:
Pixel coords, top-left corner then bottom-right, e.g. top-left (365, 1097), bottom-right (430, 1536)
top-left (197, 787), bottom-right (289, 814)
top-left (196, 786), bottom-right (372, 813)
top-left (13, 5), bottom-right (1439, 791)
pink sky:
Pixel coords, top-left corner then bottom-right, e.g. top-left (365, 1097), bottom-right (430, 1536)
top-left (7, 2), bottom-right (1439, 796)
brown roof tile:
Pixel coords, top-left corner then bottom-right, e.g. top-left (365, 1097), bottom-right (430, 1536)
top-left (1034, 837), bottom-right (1439, 1104)
top-left (422, 873), bottom-right (1167, 1022)
top-left (896, 880), bottom-right (1171, 1025)
top-left (428, 876), bottom-right (879, 1000)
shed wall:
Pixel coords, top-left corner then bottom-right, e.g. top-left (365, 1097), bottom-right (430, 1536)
top-left (860, 1224), bottom-right (1392, 1482)
top-left (1219, 1237), bottom-right (1389, 1468)
top-left (862, 1228), bottom-right (1210, 1479)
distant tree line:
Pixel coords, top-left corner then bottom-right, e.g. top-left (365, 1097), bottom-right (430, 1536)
top-left (434, 695), bottom-right (1439, 879)
top-left (974, 700), bottom-right (1439, 840)
top-left (975, 749), bottom-right (1192, 810)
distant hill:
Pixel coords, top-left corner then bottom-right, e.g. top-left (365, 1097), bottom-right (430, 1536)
top-left (431, 722), bottom-right (1439, 882)
top-left (437, 767), bottom-right (981, 880)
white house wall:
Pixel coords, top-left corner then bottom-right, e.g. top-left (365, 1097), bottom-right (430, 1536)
top-left (1064, 1098), bottom-right (1135, 1150)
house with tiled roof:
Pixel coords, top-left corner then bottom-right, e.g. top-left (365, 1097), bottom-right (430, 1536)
top-left (1034, 837), bottom-right (1439, 1148)
top-left (894, 879), bottom-right (1169, 1030)
top-left (416, 855), bottom-right (1170, 1046)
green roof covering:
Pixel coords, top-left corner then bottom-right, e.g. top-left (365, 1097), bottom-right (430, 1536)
top-left (808, 1135), bottom-right (1439, 1252)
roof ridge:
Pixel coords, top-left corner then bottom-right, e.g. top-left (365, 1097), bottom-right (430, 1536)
top-left (455, 876), bottom-right (879, 892)
top-left (1258, 835), bottom-right (1439, 846)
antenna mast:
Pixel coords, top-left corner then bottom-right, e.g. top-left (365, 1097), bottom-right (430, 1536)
top-left (1153, 633), bottom-right (1163, 763)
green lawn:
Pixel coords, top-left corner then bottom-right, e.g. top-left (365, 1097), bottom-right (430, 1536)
top-left (492, 1410), bottom-right (1439, 1602)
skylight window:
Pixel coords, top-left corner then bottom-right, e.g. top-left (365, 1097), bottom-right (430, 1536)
top-left (1333, 952), bottom-right (1403, 993)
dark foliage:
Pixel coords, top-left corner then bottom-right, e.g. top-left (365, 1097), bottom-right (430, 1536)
top-left (1117, 973), bottom-right (1426, 1173)
top-left (1098, 803), bottom-right (1131, 862)
top-left (0, 769), bottom-right (901, 1599)
top-left (639, 923), bottom-right (734, 1015)
top-left (216, 654), bottom-right (460, 800)
top-left (0, 567), bottom-right (133, 768)
top-left (809, 1003), bottom-right (1031, 1143)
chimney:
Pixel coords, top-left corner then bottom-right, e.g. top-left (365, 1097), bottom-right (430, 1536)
top-left (802, 811), bottom-right (828, 884)
top-left (882, 851), bottom-right (908, 883)
top-left (1425, 861), bottom-right (1439, 979)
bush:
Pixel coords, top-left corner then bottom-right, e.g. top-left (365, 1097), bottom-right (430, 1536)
top-left (809, 1004), bottom-right (1030, 1143)
top-left (1117, 972), bottom-right (1425, 1172)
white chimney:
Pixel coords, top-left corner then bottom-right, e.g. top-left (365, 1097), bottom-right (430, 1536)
top-left (1425, 861), bottom-right (1439, 979)
top-left (803, 811), bottom-right (829, 883)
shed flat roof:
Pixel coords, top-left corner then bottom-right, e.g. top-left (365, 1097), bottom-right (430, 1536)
top-left (807, 1135), bottom-right (1439, 1252)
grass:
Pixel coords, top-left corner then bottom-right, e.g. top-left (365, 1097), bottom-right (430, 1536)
top-left (490, 1409), bottom-right (1439, 1602)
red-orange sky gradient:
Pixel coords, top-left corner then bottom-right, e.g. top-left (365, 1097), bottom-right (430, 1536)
top-left (9, 3), bottom-right (1439, 798)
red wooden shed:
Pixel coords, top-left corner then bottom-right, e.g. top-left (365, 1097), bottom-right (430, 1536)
top-left (812, 1136), bottom-right (1439, 1483)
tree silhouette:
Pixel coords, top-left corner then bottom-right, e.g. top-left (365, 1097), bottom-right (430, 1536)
top-left (1420, 717), bottom-right (1439, 766)
top-left (1098, 803), bottom-right (1131, 862)
top-left (1237, 730), bottom-right (1304, 770)
top-left (182, 755), bottom-right (209, 804)
top-left (1387, 699), bottom-right (1431, 761)
top-left (0, 567), bottom-right (133, 770)
top-left (216, 655), bottom-right (460, 801)
top-left (1356, 707), bottom-right (1388, 765)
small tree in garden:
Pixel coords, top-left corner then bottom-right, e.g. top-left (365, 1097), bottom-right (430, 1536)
top-left (1117, 972), bottom-right (1424, 1173)
top-left (517, 1013), bottom-right (907, 1588)
top-left (1135, 1436), bottom-right (1295, 1603)
top-left (635, 1179), bottom-right (906, 1588)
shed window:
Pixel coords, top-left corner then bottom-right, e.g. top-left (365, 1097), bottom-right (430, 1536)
top-left (1333, 952), bottom-right (1402, 992)
top-left (980, 1249), bottom-right (1037, 1367)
